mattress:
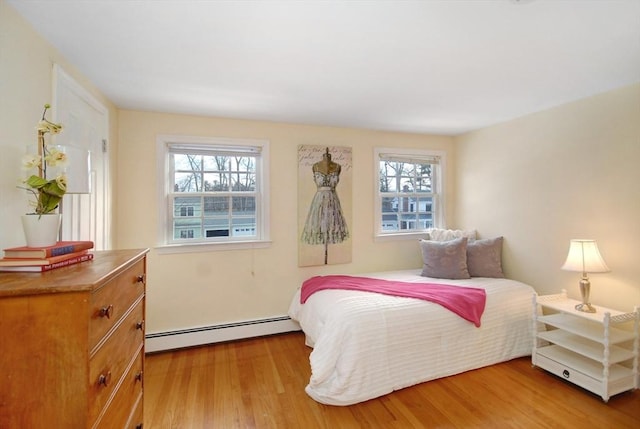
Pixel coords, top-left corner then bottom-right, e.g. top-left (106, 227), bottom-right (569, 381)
top-left (288, 269), bottom-right (535, 405)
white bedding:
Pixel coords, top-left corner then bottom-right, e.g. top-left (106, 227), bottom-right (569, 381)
top-left (288, 269), bottom-right (535, 405)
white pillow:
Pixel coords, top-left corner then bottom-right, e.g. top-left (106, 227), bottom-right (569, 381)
top-left (428, 228), bottom-right (477, 242)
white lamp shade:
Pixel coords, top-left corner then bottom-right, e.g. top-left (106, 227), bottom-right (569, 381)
top-left (561, 239), bottom-right (610, 273)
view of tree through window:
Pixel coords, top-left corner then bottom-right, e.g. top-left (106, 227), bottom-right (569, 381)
top-left (378, 157), bottom-right (437, 233)
top-left (171, 151), bottom-right (258, 240)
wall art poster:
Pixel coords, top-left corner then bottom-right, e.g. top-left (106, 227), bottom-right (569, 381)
top-left (298, 145), bottom-right (352, 267)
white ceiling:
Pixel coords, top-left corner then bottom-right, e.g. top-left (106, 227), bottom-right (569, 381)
top-left (8, 0), bottom-right (640, 135)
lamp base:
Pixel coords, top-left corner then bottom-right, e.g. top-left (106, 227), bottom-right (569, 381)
top-left (576, 277), bottom-right (596, 313)
top-left (575, 303), bottom-right (596, 313)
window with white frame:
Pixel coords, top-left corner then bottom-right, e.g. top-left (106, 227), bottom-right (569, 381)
top-left (375, 148), bottom-right (444, 237)
top-left (157, 135), bottom-right (270, 249)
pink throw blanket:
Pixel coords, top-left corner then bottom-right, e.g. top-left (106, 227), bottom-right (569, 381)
top-left (301, 275), bottom-right (487, 327)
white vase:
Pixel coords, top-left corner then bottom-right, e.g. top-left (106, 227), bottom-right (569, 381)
top-left (21, 213), bottom-right (61, 247)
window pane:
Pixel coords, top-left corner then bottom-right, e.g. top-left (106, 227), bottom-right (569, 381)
top-left (418, 213), bottom-right (433, 229)
top-left (396, 196), bottom-right (413, 212)
top-left (417, 197), bottom-right (433, 214)
top-left (399, 163), bottom-right (414, 177)
top-left (399, 212), bottom-right (418, 231)
top-left (204, 172), bottom-right (228, 191)
top-left (204, 196), bottom-right (228, 215)
top-left (174, 153), bottom-right (202, 171)
top-left (231, 218), bottom-right (256, 237)
top-left (381, 197), bottom-right (396, 214)
top-left (174, 217), bottom-right (202, 239)
top-left (174, 196), bottom-right (201, 216)
top-left (379, 161), bottom-right (397, 192)
top-left (203, 155), bottom-right (229, 171)
top-left (231, 172), bottom-right (256, 191)
top-left (180, 230), bottom-right (194, 239)
top-left (232, 196), bottom-right (255, 215)
top-left (173, 153), bottom-right (204, 192)
top-left (415, 164), bottom-right (432, 192)
top-left (384, 177), bottom-right (399, 192)
top-left (230, 156), bottom-right (255, 171)
top-left (381, 210), bottom-right (398, 231)
top-left (203, 218), bottom-right (230, 237)
top-left (174, 172), bottom-right (203, 192)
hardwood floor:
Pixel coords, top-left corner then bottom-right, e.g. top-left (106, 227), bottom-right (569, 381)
top-left (144, 331), bottom-right (639, 428)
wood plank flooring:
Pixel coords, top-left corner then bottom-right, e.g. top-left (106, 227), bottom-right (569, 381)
top-left (144, 332), bottom-right (639, 428)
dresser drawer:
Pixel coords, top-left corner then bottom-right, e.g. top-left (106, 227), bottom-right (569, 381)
top-left (126, 393), bottom-right (144, 429)
top-left (89, 259), bottom-right (145, 350)
top-left (0, 249), bottom-right (148, 429)
top-left (94, 350), bottom-right (144, 429)
top-left (89, 299), bottom-right (145, 423)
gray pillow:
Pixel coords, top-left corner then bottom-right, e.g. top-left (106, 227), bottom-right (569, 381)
top-left (467, 237), bottom-right (505, 278)
top-left (420, 237), bottom-right (470, 279)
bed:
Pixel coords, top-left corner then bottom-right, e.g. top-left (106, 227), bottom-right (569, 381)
top-left (288, 235), bottom-right (536, 406)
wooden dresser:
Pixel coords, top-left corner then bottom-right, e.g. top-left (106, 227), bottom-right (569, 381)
top-left (0, 248), bottom-right (149, 429)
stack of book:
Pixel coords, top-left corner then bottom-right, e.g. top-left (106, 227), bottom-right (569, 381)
top-left (0, 241), bottom-right (95, 272)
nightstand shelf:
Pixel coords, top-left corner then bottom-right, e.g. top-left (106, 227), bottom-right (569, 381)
top-left (537, 329), bottom-right (635, 363)
top-left (532, 290), bottom-right (639, 402)
top-left (537, 313), bottom-right (636, 345)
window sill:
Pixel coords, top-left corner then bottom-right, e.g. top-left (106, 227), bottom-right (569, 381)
top-left (155, 240), bottom-right (272, 254)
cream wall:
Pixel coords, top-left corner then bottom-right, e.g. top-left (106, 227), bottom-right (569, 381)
top-left (117, 111), bottom-right (454, 333)
top-left (454, 84), bottom-right (640, 312)
top-left (6, 0), bottom-right (638, 334)
top-left (0, 0), bottom-right (118, 250)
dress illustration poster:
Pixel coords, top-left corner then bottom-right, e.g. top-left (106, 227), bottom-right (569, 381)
top-left (298, 145), bottom-right (352, 267)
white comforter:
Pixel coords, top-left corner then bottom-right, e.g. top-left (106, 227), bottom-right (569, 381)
top-left (288, 270), bottom-right (535, 405)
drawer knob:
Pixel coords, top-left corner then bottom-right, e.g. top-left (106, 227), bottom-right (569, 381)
top-left (562, 369), bottom-right (570, 379)
top-left (136, 274), bottom-right (145, 283)
top-left (98, 371), bottom-right (112, 387)
top-left (99, 304), bottom-right (114, 319)
top-left (136, 425), bottom-right (143, 429)
top-left (135, 371), bottom-right (143, 382)
top-left (136, 320), bottom-right (145, 331)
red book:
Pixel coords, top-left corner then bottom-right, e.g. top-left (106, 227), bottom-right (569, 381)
top-left (3, 241), bottom-right (94, 259)
top-left (0, 253), bottom-right (94, 272)
top-left (0, 250), bottom-right (90, 267)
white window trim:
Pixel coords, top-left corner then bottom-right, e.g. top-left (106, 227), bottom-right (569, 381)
top-left (156, 134), bottom-right (271, 254)
top-left (373, 147), bottom-right (446, 242)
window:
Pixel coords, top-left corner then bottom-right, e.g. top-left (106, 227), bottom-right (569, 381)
top-left (375, 148), bottom-right (445, 238)
top-left (157, 135), bottom-right (270, 250)
top-left (180, 206), bottom-right (194, 217)
top-left (180, 230), bottom-right (194, 239)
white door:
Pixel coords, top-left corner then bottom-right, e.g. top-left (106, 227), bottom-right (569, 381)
top-left (53, 64), bottom-right (111, 250)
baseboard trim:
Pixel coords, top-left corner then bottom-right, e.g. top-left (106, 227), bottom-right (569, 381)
top-left (145, 316), bottom-right (301, 353)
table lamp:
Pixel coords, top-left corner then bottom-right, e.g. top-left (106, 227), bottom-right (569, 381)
top-left (561, 239), bottom-right (610, 313)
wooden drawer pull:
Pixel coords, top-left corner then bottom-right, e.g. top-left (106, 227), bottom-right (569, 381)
top-left (98, 371), bottom-right (112, 387)
top-left (135, 371), bottom-right (143, 383)
top-left (136, 320), bottom-right (145, 331)
top-left (136, 274), bottom-right (145, 283)
top-left (99, 304), bottom-right (114, 319)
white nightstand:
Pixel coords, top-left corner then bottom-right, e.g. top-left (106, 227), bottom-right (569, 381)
top-left (532, 290), bottom-right (639, 402)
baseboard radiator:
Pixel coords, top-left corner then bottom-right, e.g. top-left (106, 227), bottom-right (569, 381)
top-left (145, 316), bottom-right (301, 353)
